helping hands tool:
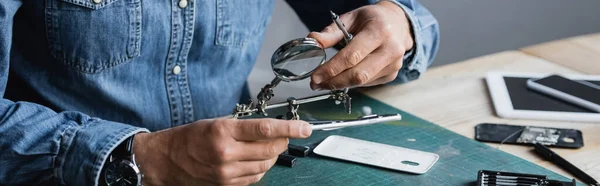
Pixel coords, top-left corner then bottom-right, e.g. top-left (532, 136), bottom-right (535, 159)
top-left (239, 11), bottom-right (400, 168)
top-left (231, 11), bottom-right (400, 132)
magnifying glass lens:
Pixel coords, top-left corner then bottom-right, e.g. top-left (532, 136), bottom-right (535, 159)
top-left (271, 38), bottom-right (326, 82)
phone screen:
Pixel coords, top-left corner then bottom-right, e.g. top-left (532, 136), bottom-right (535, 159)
top-left (534, 75), bottom-right (600, 105)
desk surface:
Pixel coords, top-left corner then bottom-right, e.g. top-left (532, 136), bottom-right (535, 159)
top-left (361, 34), bottom-right (600, 182)
top-left (522, 33), bottom-right (600, 74)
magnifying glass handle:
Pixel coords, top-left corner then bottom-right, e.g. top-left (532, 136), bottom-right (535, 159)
top-left (269, 78), bottom-right (281, 88)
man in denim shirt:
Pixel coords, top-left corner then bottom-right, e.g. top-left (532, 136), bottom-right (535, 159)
top-left (0, 0), bottom-right (439, 185)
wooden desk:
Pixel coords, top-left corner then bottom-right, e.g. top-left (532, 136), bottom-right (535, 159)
top-left (360, 34), bottom-right (600, 182)
top-left (522, 33), bottom-right (600, 74)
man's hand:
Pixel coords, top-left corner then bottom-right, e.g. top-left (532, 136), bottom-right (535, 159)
top-left (133, 118), bottom-right (312, 186)
top-left (309, 1), bottom-right (414, 90)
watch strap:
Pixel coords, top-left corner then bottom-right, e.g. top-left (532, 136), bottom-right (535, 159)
top-left (113, 135), bottom-right (135, 157)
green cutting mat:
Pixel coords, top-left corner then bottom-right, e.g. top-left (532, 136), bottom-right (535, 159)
top-left (254, 93), bottom-right (573, 186)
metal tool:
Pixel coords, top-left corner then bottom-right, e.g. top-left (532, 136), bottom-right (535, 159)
top-left (476, 170), bottom-right (576, 186)
top-left (232, 91), bottom-right (352, 119)
top-left (229, 12), bottom-right (400, 132)
top-left (534, 144), bottom-right (600, 186)
top-left (330, 10), bottom-right (353, 105)
top-left (231, 37), bottom-right (352, 119)
top-left (330, 10), bottom-right (353, 46)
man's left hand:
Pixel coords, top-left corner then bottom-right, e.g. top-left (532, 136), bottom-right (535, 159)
top-left (308, 1), bottom-right (413, 90)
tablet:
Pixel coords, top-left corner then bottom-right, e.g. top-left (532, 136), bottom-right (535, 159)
top-left (486, 72), bottom-right (600, 122)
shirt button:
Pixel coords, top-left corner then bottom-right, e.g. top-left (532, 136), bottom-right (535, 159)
top-left (173, 65), bottom-right (182, 75)
top-left (178, 0), bottom-right (188, 8)
top-left (92, 0), bottom-right (101, 4)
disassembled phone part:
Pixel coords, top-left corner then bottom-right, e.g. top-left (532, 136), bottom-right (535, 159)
top-left (276, 154), bottom-right (297, 168)
top-left (313, 135), bottom-right (439, 174)
top-left (516, 126), bottom-right (560, 145)
top-left (287, 144), bottom-right (311, 157)
top-left (310, 114), bottom-right (402, 131)
top-left (475, 123), bottom-right (583, 148)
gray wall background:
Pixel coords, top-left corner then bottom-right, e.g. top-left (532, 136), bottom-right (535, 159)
top-left (248, 0), bottom-right (600, 102)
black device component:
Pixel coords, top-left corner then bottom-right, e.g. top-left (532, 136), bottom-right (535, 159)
top-left (531, 75), bottom-right (600, 107)
top-left (287, 144), bottom-right (310, 157)
top-left (476, 170), bottom-right (576, 186)
top-left (503, 77), bottom-right (600, 113)
top-left (534, 144), bottom-right (600, 186)
top-left (475, 123), bottom-right (583, 148)
top-left (276, 154), bottom-right (297, 168)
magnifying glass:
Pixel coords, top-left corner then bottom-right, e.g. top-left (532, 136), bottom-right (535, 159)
top-left (233, 37), bottom-right (350, 118)
top-left (253, 38), bottom-right (327, 116)
top-left (269, 37), bottom-right (326, 87)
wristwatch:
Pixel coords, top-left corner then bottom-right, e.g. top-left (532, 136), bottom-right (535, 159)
top-left (102, 135), bottom-right (143, 186)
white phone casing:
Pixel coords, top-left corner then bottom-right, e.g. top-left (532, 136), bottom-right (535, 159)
top-left (313, 135), bottom-right (439, 174)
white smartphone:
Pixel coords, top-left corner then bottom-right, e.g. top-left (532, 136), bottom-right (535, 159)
top-left (527, 75), bottom-right (600, 113)
top-left (313, 135), bottom-right (439, 174)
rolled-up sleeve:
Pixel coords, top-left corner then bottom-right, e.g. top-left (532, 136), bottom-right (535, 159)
top-left (383, 0), bottom-right (440, 83)
top-left (0, 101), bottom-right (148, 185)
top-left (0, 2), bottom-right (149, 185)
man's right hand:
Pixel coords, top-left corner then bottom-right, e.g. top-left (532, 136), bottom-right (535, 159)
top-left (132, 118), bottom-right (312, 186)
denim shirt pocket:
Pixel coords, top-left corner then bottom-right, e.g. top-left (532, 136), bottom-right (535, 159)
top-left (45, 0), bottom-right (142, 74)
top-left (215, 0), bottom-right (273, 48)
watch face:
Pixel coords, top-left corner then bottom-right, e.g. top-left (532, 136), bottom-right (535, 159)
top-left (104, 159), bottom-right (140, 186)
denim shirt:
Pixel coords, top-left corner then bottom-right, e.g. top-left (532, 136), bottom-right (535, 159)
top-left (0, 0), bottom-right (439, 185)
